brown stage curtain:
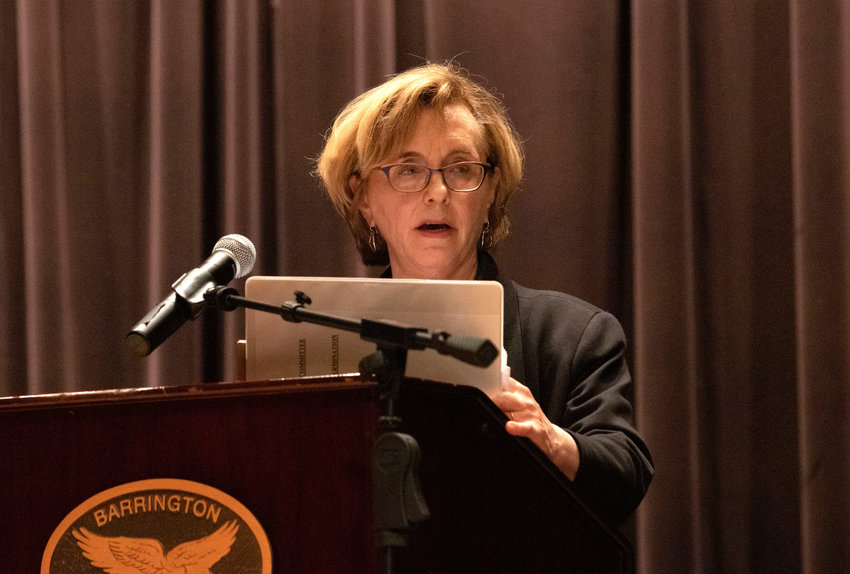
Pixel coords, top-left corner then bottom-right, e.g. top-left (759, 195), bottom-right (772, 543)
top-left (1, 1), bottom-right (848, 571)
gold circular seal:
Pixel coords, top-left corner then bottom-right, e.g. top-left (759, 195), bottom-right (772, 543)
top-left (41, 478), bottom-right (272, 573)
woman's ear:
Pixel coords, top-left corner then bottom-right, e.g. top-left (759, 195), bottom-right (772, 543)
top-left (350, 174), bottom-right (372, 221)
top-left (349, 173), bottom-right (361, 196)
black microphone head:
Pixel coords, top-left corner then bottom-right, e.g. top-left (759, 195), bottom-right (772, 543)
top-left (213, 234), bottom-right (256, 278)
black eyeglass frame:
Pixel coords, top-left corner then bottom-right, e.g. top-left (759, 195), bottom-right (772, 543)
top-left (377, 161), bottom-right (493, 193)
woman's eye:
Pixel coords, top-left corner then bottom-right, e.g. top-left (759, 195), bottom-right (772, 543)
top-left (397, 165), bottom-right (423, 176)
top-left (447, 163), bottom-right (471, 175)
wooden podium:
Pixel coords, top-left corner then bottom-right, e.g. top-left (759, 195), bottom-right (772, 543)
top-left (0, 376), bottom-right (633, 573)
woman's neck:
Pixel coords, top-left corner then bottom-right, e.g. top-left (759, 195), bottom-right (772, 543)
top-left (389, 255), bottom-right (478, 280)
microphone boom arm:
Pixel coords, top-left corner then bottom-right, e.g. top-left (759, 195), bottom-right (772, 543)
top-left (204, 286), bottom-right (499, 368)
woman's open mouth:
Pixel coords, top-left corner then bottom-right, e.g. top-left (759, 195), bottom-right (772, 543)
top-left (417, 222), bottom-right (451, 231)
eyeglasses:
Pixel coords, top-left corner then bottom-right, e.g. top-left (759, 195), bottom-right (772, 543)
top-left (377, 161), bottom-right (492, 193)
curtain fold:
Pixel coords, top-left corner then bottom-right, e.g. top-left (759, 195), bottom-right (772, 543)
top-left (209, 0), bottom-right (272, 382)
top-left (142, 0), bottom-right (206, 388)
top-left (791, 1), bottom-right (850, 569)
top-left (2, 0), bottom-right (850, 570)
top-left (18, 1), bottom-right (77, 392)
top-left (631, 3), bottom-right (702, 570)
top-left (0, 0), bottom-right (24, 395)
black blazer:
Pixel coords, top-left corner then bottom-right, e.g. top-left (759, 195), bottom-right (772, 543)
top-left (477, 251), bottom-right (654, 523)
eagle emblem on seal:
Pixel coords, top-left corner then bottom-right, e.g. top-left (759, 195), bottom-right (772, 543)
top-left (72, 520), bottom-right (239, 574)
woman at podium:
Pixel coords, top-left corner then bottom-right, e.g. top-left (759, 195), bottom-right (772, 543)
top-left (316, 62), bottom-right (653, 523)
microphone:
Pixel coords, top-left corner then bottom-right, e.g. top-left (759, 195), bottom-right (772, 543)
top-left (126, 234), bottom-right (256, 357)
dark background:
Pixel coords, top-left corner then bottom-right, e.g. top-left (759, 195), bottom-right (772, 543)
top-left (2, 1), bottom-right (848, 571)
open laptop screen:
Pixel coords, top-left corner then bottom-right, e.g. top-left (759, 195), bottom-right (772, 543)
top-left (244, 277), bottom-right (503, 395)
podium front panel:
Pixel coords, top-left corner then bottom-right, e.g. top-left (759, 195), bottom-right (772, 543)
top-left (1, 378), bottom-right (379, 573)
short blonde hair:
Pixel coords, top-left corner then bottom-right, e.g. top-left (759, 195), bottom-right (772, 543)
top-left (316, 62), bottom-right (524, 265)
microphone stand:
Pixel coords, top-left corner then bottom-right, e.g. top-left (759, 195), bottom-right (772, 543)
top-left (204, 286), bottom-right (498, 573)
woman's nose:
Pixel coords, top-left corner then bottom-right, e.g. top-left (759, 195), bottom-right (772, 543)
top-left (423, 173), bottom-right (450, 203)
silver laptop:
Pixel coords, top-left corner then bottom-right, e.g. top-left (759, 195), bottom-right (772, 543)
top-left (244, 277), bottom-right (504, 395)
